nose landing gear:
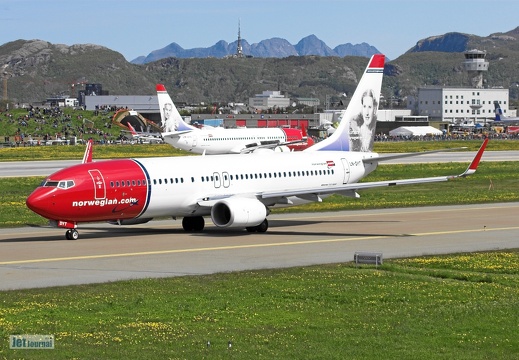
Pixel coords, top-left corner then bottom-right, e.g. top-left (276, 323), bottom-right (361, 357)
top-left (65, 229), bottom-right (79, 240)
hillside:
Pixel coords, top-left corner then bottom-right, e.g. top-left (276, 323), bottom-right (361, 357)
top-left (1, 27), bottom-right (519, 107)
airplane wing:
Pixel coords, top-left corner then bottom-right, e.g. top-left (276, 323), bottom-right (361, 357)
top-left (161, 130), bottom-right (194, 139)
top-left (194, 139), bottom-right (488, 207)
top-left (238, 140), bottom-right (284, 153)
top-left (362, 146), bottom-right (468, 163)
top-left (260, 138), bottom-right (488, 202)
top-left (238, 139), bottom-right (310, 154)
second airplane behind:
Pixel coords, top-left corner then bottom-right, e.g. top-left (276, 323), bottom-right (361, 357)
top-left (156, 84), bottom-right (313, 154)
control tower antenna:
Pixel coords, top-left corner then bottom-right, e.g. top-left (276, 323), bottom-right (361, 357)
top-left (236, 19), bottom-right (244, 58)
top-left (463, 49), bottom-right (488, 88)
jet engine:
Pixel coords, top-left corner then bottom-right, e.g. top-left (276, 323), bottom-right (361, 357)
top-left (211, 198), bottom-right (267, 228)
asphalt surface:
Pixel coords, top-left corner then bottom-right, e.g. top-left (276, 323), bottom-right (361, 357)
top-left (1, 203), bottom-right (518, 290)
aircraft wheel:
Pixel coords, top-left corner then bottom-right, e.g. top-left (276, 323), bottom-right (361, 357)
top-left (193, 216), bottom-right (205, 232)
top-left (65, 229), bottom-right (79, 240)
top-left (246, 219), bottom-right (268, 233)
top-left (256, 219), bottom-right (268, 233)
top-left (182, 217), bottom-right (205, 232)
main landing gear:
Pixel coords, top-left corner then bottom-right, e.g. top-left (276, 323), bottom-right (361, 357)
top-left (65, 229), bottom-right (79, 240)
top-left (246, 219), bottom-right (268, 233)
top-left (182, 216), bottom-right (205, 232)
top-left (181, 217), bottom-right (269, 233)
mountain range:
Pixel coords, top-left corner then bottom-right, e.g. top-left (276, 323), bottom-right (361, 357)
top-left (131, 35), bottom-right (381, 64)
top-left (1, 27), bottom-right (519, 106)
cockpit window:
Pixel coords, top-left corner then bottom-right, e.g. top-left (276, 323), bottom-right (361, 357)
top-left (42, 181), bottom-right (59, 187)
top-left (41, 180), bottom-right (75, 189)
top-left (57, 180), bottom-right (75, 189)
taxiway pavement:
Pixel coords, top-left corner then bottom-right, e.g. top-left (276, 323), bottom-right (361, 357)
top-left (1, 202), bottom-right (517, 290)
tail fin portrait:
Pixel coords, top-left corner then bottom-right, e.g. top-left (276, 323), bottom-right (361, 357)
top-left (156, 84), bottom-right (195, 133)
top-left (307, 54), bottom-right (385, 152)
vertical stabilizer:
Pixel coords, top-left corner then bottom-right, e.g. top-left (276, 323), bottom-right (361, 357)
top-left (156, 84), bottom-right (196, 133)
top-left (306, 54), bottom-right (385, 152)
top-left (494, 101), bottom-right (503, 121)
top-left (82, 139), bottom-right (93, 164)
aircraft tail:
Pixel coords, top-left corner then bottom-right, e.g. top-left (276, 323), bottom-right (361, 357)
top-left (127, 123), bottom-right (138, 136)
top-left (306, 54), bottom-right (385, 152)
top-left (156, 84), bottom-right (196, 133)
top-left (494, 101), bottom-right (504, 121)
top-left (82, 139), bottom-right (93, 164)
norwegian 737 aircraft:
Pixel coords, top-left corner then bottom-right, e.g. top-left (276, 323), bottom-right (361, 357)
top-left (26, 54), bottom-right (488, 240)
top-left (157, 84), bottom-right (313, 154)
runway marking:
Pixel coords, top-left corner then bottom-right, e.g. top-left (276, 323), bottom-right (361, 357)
top-left (1, 226), bottom-right (518, 266)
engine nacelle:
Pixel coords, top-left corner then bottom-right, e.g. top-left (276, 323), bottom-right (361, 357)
top-left (107, 218), bottom-right (153, 225)
top-left (211, 198), bottom-right (267, 228)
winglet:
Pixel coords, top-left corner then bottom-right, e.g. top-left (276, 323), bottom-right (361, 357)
top-left (458, 137), bottom-right (488, 177)
top-left (82, 139), bottom-right (93, 164)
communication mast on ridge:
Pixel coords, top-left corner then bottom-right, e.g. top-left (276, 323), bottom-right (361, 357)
top-left (463, 49), bottom-right (489, 89)
top-left (235, 19), bottom-right (244, 58)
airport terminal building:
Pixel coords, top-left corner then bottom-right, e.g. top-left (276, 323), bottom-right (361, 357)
top-left (408, 86), bottom-right (509, 123)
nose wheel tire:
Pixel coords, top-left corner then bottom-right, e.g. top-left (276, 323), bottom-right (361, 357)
top-left (65, 229), bottom-right (79, 240)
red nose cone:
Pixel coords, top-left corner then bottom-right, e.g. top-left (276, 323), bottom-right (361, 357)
top-left (26, 188), bottom-right (55, 220)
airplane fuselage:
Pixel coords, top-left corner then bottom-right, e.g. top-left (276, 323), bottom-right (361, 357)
top-left (26, 151), bottom-right (378, 225)
top-left (163, 127), bottom-right (307, 154)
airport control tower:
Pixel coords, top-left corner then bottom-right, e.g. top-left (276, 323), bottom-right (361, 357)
top-left (463, 49), bottom-right (489, 88)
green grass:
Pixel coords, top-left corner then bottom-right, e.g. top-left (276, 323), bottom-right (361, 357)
top-left (1, 251), bottom-right (518, 359)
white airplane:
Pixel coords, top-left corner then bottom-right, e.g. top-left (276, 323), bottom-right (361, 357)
top-left (493, 102), bottom-right (519, 124)
top-left (157, 84), bottom-right (313, 154)
top-left (26, 54), bottom-right (488, 240)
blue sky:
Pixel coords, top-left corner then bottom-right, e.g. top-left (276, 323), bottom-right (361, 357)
top-left (1, 0), bottom-right (518, 61)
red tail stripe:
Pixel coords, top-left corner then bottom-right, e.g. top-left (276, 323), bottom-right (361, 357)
top-left (369, 54), bottom-right (385, 68)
